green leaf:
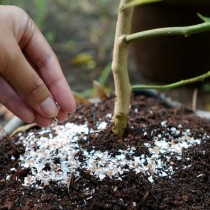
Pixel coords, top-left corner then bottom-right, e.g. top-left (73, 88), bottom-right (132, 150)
top-left (197, 13), bottom-right (210, 23)
top-left (125, 0), bottom-right (162, 8)
top-left (98, 63), bottom-right (112, 85)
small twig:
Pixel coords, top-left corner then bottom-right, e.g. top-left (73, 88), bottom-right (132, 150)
top-left (142, 191), bottom-right (149, 202)
top-left (132, 71), bottom-right (210, 90)
top-left (124, 0), bottom-right (161, 8)
top-left (125, 22), bottom-right (210, 44)
top-left (192, 89), bottom-right (198, 112)
top-left (67, 173), bottom-right (75, 193)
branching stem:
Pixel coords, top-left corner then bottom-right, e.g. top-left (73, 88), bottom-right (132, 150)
top-left (132, 71), bottom-right (210, 90)
top-left (112, 0), bottom-right (133, 137)
top-left (125, 22), bottom-right (210, 44)
top-left (111, 2), bottom-right (210, 137)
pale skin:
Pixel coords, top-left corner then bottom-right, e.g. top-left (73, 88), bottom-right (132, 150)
top-left (0, 5), bottom-right (76, 127)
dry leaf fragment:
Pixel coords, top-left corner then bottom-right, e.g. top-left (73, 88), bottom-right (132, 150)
top-left (73, 93), bottom-right (92, 105)
top-left (10, 123), bottom-right (37, 137)
top-left (67, 173), bottom-right (74, 193)
top-left (70, 53), bottom-right (93, 66)
top-left (93, 80), bottom-right (108, 100)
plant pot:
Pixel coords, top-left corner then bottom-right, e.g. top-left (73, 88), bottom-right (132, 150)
top-left (131, 2), bottom-right (210, 83)
top-left (0, 93), bottom-right (210, 209)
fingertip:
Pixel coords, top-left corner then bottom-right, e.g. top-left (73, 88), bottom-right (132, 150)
top-left (48, 78), bottom-right (77, 114)
top-left (34, 113), bottom-right (52, 127)
top-left (57, 110), bottom-right (68, 123)
top-left (68, 97), bottom-right (77, 113)
top-left (12, 106), bottom-right (35, 123)
top-left (62, 93), bottom-right (77, 114)
top-left (23, 113), bottom-right (35, 123)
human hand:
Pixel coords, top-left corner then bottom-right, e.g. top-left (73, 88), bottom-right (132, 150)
top-left (0, 6), bottom-right (76, 127)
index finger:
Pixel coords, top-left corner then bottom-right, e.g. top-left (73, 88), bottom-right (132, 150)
top-left (20, 17), bottom-right (76, 113)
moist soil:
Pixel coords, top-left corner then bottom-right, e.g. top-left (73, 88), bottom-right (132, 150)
top-left (0, 95), bottom-right (210, 210)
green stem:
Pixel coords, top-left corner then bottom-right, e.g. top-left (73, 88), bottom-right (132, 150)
top-left (132, 71), bottom-right (210, 90)
top-left (125, 22), bottom-right (210, 44)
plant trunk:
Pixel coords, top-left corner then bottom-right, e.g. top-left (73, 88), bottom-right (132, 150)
top-left (112, 0), bottom-right (133, 137)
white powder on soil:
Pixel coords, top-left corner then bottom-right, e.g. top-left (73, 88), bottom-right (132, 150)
top-left (13, 119), bottom-right (209, 188)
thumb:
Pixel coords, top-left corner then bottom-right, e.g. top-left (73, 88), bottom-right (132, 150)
top-left (1, 38), bottom-right (59, 118)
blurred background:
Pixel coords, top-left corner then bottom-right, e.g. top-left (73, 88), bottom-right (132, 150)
top-left (0, 0), bottom-right (141, 124)
top-left (0, 0), bottom-right (144, 91)
top-left (0, 0), bottom-right (119, 92)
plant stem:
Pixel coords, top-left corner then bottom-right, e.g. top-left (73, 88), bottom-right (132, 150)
top-left (132, 71), bottom-right (210, 90)
top-left (112, 0), bottom-right (133, 137)
top-left (125, 22), bottom-right (210, 44)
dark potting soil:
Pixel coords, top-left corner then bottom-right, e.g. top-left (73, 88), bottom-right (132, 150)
top-left (0, 95), bottom-right (210, 210)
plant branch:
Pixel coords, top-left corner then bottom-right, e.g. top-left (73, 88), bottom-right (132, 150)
top-left (132, 71), bottom-right (210, 90)
top-left (112, 0), bottom-right (133, 137)
top-left (125, 22), bottom-right (210, 44)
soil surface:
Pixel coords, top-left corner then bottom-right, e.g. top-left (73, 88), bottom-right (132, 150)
top-left (1, 0), bottom-right (210, 126)
top-left (0, 94), bottom-right (210, 210)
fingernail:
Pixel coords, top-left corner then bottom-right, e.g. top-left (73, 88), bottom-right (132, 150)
top-left (40, 97), bottom-right (59, 117)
